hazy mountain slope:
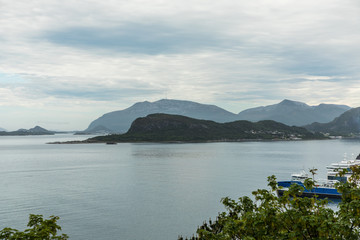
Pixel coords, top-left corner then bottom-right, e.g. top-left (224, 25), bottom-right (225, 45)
top-left (89, 113), bottom-right (324, 142)
top-left (305, 107), bottom-right (360, 135)
top-left (85, 99), bottom-right (240, 133)
top-left (238, 99), bottom-right (350, 126)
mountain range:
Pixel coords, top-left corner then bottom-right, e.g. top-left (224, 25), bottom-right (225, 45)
top-left (84, 99), bottom-right (351, 134)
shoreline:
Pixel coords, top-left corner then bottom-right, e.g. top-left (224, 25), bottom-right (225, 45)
top-left (47, 137), bottom-right (331, 144)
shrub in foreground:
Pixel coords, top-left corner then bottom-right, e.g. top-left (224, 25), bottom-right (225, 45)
top-left (0, 214), bottom-right (68, 240)
top-left (180, 166), bottom-right (360, 239)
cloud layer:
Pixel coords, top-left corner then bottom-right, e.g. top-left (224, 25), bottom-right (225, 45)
top-left (0, 0), bottom-right (359, 130)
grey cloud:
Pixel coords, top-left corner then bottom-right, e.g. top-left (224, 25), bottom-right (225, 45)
top-left (41, 18), bottom-right (359, 78)
top-left (45, 87), bottom-right (163, 101)
top-left (43, 23), bottom-right (227, 55)
top-left (272, 47), bottom-right (351, 76)
top-left (228, 40), bottom-right (357, 77)
top-left (1, 74), bottom-right (164, 101)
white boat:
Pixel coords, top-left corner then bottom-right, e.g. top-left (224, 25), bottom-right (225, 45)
top-left (326, 153), bottom-right (360, 183)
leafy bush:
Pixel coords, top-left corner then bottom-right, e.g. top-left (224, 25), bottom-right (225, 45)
top-left (180, 166), bottom-right (360, 239)
top-left (0, 214), bottom-right (68, 240)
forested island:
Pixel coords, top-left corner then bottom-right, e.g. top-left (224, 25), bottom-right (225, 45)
top-left (56, 113), bottom-right (326, 144)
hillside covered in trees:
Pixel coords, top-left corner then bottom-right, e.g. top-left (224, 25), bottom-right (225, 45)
top-left (89, 113), bottom-right (325, 143)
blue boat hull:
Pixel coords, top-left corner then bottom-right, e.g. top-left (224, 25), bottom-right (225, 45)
top-left (277, 181), bottom-right (341, 199)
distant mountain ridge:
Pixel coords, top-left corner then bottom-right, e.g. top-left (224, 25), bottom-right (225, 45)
top-left (238, 99), bottom-right (350, 126)
top-left (85, 99), bottom-right (240, 133)
top-left (84, 99), bottom-right (351, 133)
top-left (305, 107), bottom-right (360, 135)
top-left (89, 113), bottom-right (325, 142)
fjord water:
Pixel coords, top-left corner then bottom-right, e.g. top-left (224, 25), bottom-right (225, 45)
top-left (0, 135), bottom-right (359, 239)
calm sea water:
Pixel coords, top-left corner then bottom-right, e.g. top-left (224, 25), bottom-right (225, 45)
top-left (0, 135), bottom-right (359, 239)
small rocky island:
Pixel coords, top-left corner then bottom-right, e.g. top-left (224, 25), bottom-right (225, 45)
top-left (0, 126), bottom-right (56, 136)
top-left (55, 114), bottom-right (326, 144)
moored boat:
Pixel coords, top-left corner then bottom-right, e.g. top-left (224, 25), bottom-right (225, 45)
top-left (277, 153), bottom-right (360, 199)
top-left (277, 180), bottom-right (341, 199)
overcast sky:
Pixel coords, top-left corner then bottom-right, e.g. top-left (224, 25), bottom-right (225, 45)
top-left (0, 0), bottom-right (359, 130)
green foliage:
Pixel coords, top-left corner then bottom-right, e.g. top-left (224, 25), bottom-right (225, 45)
top-left (0, 214), bottom-right (68, 240)
top-left (180, 166), bottom-right (360, 240)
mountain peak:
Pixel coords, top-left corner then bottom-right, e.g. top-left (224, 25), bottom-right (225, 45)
top-left (29, 126), bottom-right (47, 132)
top-left (279, 99), bottom-right (308, 107)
